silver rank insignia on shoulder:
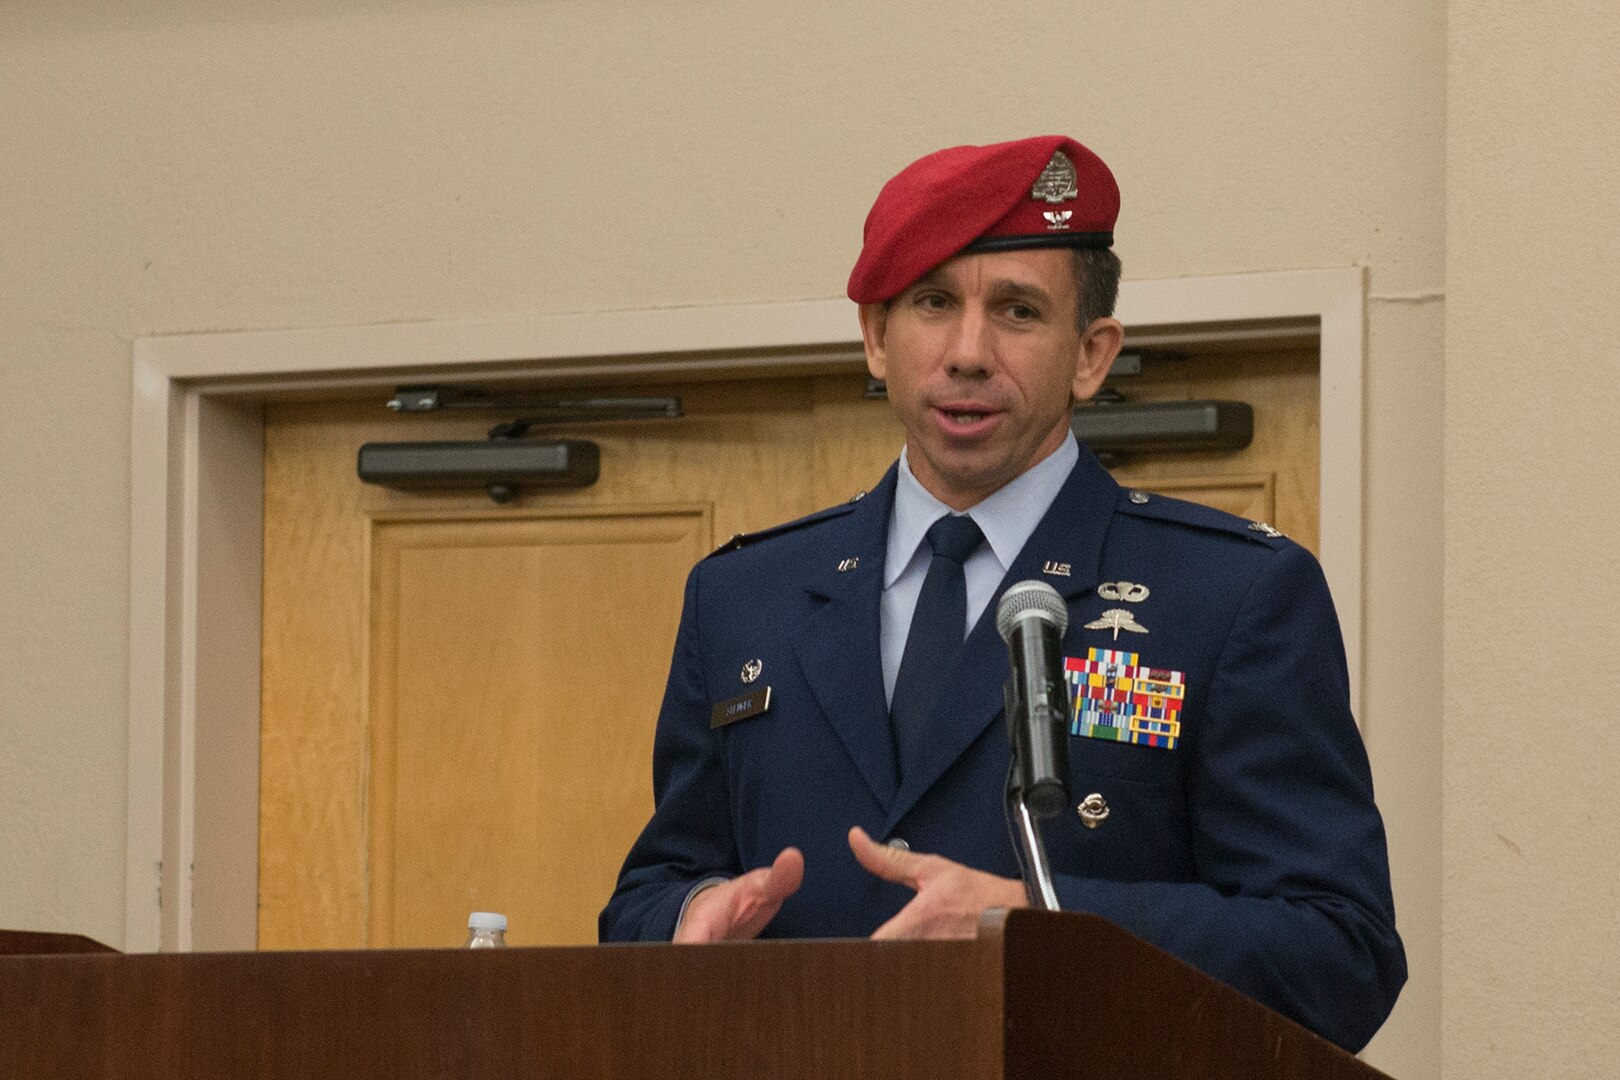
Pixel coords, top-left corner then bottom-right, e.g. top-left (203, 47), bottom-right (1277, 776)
top-left (1042, 560), bottom-right (1072, 577)
top-left (1031, 151), bottom-right (1079, 204)
top-left (1098, 581), bottom-right (1149, 603)
top-left (740, 658), bottom-right (763, 684)
top-left (1043, 210), bottom-right (1073, 231)
top-left (837, 557), bottom-right (859, 572)
top-left (1248, 521), bottom-right (1285, 538)
top-left (1086, 608), bottom-right (1149, 640)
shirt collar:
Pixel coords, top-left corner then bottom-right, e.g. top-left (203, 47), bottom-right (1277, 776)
top-left (885, 433), bottom-right (1080, 588)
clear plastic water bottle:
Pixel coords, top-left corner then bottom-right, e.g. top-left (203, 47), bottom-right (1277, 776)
top-left (464, 911), bottom-right (508, 948)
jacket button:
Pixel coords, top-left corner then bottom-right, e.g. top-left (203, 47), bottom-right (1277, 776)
top-left (885, 837), bottom-right (910, 852)
top-left (1077, 793), bottom-right (1110, 829)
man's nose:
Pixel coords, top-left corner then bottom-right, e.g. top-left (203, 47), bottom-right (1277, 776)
top-left (944, 306), bottom-right (994, 377)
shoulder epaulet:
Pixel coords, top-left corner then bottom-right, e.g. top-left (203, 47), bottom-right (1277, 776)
top-left (705, 492), bottom-right (865, 559)
top-left (1115, 487), bottom-right (1291, 548)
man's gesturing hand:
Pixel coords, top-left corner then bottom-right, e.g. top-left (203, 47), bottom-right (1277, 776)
top-left (848, 826), bottom-right (1028, 939)
top-left (672, 847), bottom-right (805, 943)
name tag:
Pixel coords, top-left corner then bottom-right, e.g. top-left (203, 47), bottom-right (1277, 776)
top-left (710, 686), bottom-right (772, 729)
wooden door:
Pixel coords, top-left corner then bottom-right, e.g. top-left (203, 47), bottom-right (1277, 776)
top-left (259, 348), bottom-right (1317, 950)
top-left (1106, 345), bottom-right (1319, 552)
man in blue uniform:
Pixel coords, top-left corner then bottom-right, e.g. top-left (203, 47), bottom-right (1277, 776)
top-left (600, 135), bottom-right (1405, 1052)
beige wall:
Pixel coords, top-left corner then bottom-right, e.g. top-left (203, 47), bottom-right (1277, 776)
top-left (1446, 4), bottom-right (1620, 1078)
top-left (0, 1), bottom-right (1461, 1075)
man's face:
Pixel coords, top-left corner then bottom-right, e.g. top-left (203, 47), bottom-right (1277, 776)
top-left (859, 248), bottom-right (1122, 510)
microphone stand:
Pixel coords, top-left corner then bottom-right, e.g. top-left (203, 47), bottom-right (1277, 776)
top-left (1004, 685), bottom-right (1063, 911)
top-left (1006, 763), bottom-right (1062, 910)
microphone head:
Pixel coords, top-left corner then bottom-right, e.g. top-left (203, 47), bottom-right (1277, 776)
top-left (995, 579), bottom-right (1068, 642)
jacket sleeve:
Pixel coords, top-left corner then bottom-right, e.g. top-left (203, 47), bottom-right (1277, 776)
top-left (1053, 542), bottom-right (1406, 1053)
top-left (599, 563), bottom-right (740, 941)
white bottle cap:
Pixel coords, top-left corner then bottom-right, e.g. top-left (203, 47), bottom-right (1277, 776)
top-left (467, 911), bottom-right (507, 932)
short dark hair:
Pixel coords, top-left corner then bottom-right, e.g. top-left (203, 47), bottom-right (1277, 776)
top-left (1073, 247), bottom-right (1122, 329)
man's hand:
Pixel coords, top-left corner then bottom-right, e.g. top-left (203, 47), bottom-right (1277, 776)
top-left (848, 826), bottom-right (1028, 939)
top-left (672, 847), bottom-right (805, 943)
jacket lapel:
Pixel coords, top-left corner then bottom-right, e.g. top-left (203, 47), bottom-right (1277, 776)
top-left (881, 449), bottom-right (1120, 833)
top-left (792, 467), bottom-right (900, 810)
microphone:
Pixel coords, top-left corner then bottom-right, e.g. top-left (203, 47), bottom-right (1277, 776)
top-left (996, 580), bottom-right (1072, 819)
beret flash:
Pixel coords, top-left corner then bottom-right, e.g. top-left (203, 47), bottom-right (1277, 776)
top-left (847, 135), bottom-right (1119, 305)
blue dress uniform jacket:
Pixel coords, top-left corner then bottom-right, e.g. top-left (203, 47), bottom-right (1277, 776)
top-left (600, 448), bottom-right (1406, 1053)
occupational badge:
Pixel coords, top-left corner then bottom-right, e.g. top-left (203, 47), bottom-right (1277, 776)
top-left (1085, 608), bottom-right (1148, 640)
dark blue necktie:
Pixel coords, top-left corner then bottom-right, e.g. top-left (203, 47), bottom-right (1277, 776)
top-left (890, 514), bottom-right (986, 780)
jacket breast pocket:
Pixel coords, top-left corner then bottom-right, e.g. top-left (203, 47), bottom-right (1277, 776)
top-left (1066, 732), bottom-right (1181, 787)
top-left (1062, 768), bottom-right (1195, 884)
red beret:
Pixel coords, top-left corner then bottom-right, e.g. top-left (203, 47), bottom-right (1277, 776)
top-left (847, 135), bottom-right (1119, 304)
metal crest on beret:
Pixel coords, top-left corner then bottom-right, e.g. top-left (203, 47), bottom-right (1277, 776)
top-left (1031, 151), bottom-right (1079, 205)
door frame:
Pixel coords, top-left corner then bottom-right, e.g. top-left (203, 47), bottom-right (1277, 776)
top-left (127, 268), bottom-right (1365, 951)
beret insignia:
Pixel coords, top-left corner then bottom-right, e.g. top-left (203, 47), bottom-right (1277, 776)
top-left (1031, 151), bottom-right (1080, 205)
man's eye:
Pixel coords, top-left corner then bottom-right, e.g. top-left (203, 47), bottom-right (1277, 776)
top-left (1006, 303), bottom-right (1039, 321)
top-left (915, 293), bottom-right (949, 310)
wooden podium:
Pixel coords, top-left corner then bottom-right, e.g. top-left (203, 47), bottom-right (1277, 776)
top-left (0, 911), bottom-right (1389, 1079)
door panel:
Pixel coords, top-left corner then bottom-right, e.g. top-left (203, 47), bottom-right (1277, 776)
top-left (370, 512), bottom-right (706, 947)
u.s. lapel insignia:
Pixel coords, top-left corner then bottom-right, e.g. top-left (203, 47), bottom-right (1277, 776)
top-left (1042, 560), bottom-right (1072, 577)
top-left (740, 658), bottom-right (763, 684)
top-left (1085, 608), bottom-right (1148, 640)
top-left (837, 557), bottom-right (859, 572)
top-left (1098, 581), bottom-right (1149, 603)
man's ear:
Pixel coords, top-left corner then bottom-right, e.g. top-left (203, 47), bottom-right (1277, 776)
top-left (1071, 317), bottom-right (1124, 402)
top-left (858, 302), bottom-right (889, 380)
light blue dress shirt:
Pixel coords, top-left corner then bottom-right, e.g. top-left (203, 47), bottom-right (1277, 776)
top-left (880, 434), bottom-right (1080, 706)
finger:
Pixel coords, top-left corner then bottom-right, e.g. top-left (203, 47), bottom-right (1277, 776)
top-left (760, 847), bottom-right (805, 904)
top-left (847, 825), bottom-right (924, 890)
top-left (727, 848), bottom-right (806, 940)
